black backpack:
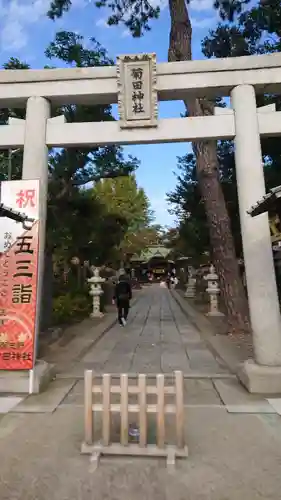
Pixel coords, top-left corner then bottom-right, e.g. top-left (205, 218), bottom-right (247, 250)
top-left (117, 281), bottom-right (130, 301)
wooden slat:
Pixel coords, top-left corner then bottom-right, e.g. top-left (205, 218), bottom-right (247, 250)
top-left (82, 442), bottom-right (188, 458)
top-left (92, 403), bottom-right (176, 414)
top-left (151, 386), bottom-right (175, 395)
top-left (156, 374), bottom-right (165, 448)
top-left (102, 374), bottom-right (111, 446)
top-left (175, 371), bottom-right (184, 449)
top-left (84, 370), bottom-right (93, 445)
top-left (138, 374), bottom-right (147, 447)
top-left (120, 374), bottom-right (129, 446)
top-left (92, 385), bottom-right (175, 395)
top-left (89, 371), bottom-right (185, 458)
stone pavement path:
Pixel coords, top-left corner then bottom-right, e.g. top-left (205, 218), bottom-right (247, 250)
top-left (82, 285), bottom-right (229, 375)
top-left (1, 286), bottom-right (281, 498)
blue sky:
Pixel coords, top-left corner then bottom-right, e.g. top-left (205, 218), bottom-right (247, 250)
top-left (0, 0), bottom-right (220, 226)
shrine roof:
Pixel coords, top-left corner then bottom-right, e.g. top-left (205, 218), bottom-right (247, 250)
top-left (248, 185), bottom-right (281, 217)
top-left (130, 245), bottom-right (172, 262)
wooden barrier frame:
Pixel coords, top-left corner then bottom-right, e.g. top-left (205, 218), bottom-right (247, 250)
top-left (81, 370), bottom-right (188, 468)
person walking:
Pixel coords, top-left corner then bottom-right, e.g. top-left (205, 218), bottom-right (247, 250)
top-left (113, 274), bottom-right (132, 326)
top-left (166, 273), bottom-right (171, 289)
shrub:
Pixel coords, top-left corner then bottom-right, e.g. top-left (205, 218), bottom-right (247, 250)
top-left (52, 292), bottom-right (91, 325)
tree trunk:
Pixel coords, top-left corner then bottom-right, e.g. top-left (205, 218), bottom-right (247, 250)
top-left (168, 0), bottom-right (251, 334)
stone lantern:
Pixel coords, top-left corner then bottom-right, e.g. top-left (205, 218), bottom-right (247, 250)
top-left (88, 267), bottom-right (105, 318)
top-left (205, 264), bottom-right (224, 316)
top-left (184, 266), bottom-right (196, 298)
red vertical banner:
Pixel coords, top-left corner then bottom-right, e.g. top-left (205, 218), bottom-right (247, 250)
top-left (0, 180), bottom-right (40, 370)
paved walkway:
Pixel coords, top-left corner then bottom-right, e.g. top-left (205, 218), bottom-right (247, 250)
top-left (82, 285), bottom-right (229, 375)
top-left (1, 286), bottom-right (281, 498)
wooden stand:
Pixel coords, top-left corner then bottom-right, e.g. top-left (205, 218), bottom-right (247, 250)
top-left (81, 370), bottom-right (188, 469)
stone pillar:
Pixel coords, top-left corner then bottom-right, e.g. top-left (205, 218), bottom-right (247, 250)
top-left (231, 84), bottom-right (281, 392)
top-left (22, 96), bottom-right (51, 357)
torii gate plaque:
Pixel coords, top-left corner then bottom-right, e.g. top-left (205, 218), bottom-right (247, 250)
top-left (116, 53), bottom-right (158, 129)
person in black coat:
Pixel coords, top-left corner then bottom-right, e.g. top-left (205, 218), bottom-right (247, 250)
top-left (166, 273), bottom-right (171, 289)
top-left (113, 275), bottom-right (132, 326)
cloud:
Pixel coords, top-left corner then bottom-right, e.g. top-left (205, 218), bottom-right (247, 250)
top-left (150, 0), bottom-right (168, 8)
top-left (0, 0), bottom-right (86, 52)
top-left (96, 17), bottom-right (110, 28)
top-left (191, 16), bottom-right (216, 29)
top-left (121, 29), bottom-right (130, 38)
top-left (1, 18), bottom-right (27, 51)
top-left (72, 0), bottom-right (87, 6)
top-left (190, 0), bottom-right (213, 11)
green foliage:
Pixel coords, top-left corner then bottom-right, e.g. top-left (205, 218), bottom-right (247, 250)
top-left (203, 0), bottom-right (281, 57)
top-left (45, 30), bottom-right (114, 66)
top-left (168, 141), bottom-right (241, 260)
top-left (92, 175), bottom-right (153, 231)
top-left (47, 0), bottom-right (281, 42)
top-left (47, 0), bottom-right (161, 37)
top-left (52, 292), bottom-right (91, 325)
top-left (213, 0), bottom-right (281, 37)
top-left (92, 175), bottom-right (156, 260)
top-left (0, 31), bottom-right (141, 266)
top-left (168, 0), bottom-right (281, 262)
top-left (119, 225), bottom-right (161, 257)
top-left (3, 58), bottom-right (30, 70)
top-left (48, 0), bottom-right (72, 19)
top-left (213, 0), bottom-right (250, 22)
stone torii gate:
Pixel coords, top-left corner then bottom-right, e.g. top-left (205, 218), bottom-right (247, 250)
top-left (1, 52), bottom-right (281, 393)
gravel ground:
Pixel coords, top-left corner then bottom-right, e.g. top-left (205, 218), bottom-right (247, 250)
top-left (1, 406), bottom-right (281, 500)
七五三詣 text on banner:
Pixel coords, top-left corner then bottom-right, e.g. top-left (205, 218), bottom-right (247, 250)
top-left (0, 179), bottom-right (40, 370)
